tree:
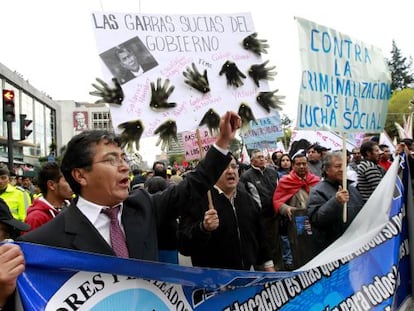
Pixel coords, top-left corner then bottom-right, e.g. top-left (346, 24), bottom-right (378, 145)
top-left (168, 154), bottom-right (185, 167)
top-left (384, 88), bottom-right (414, 139)
top-left (279, 114), bottom-right (292, 150)
top-left (387, 40), bottom-right (414, 92)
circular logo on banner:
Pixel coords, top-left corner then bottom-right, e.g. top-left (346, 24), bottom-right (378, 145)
top-left (45, 272), bottom-right (192, 310)
top-left (91, 289), bottom-right (169, 310)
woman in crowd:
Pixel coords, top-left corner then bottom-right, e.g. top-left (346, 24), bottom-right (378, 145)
top-left (277, 154), bottom-right (292, 178)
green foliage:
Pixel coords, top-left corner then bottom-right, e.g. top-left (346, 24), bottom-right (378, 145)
top-left (385, 88), bottom-right (414, 139)
top-left (279, 114), bottom-right (292, 150)
top-left (387, 40), bottom-right (414, 92)
top-left (278, 128), bottom-right (292, 150)
top-left (168, 154), bottom-right (185, 167)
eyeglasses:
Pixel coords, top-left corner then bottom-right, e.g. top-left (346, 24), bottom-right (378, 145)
top-left (227, 163), bottom-right (239, 170)
top-left (93, 154), bottom-right (128, 167)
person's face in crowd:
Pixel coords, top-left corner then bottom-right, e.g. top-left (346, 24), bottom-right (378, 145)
top-left (154, 163), bottom-right (165, 172)
top-left (280, 155), bottom-right (292, 170)
top-left (265, 155), bottom-right (273, 166)
top-left (0, 174), bottom-right (9, 191)
top-left (251, 152), bottom-right (266, 169)
top-left (215, 158), bottom-right (239, 194)
top-left (271, 151), bottom-right (283, 166)
top-left (307, 148), bottom-right (321, 161)
top-left (9, 176), bottom-right (17, 186)
top-left (352, 148), bottom-right (362, 162)
top-left (77, 141), bottom-right (130, 207)
top-left (118, 49), bottom-right (140, 72)
top-left (292, 156), bottom-right (308, 178)
top-left (380, 147), bottom-right (391, 160)
top-left (321, 150), bottom-right (329, 158)
top-left (55, 176), bottom-right (74, 200)
top-left (325, 156), bottom-right (343, 183)
top-left (22, 177), bottom-right (31, 188)
top-left (366, 145), bottom-right (381, 164)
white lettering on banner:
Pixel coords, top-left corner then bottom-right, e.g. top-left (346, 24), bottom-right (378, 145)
top-left (332, 267), bottom-right (397, 311)
top-left (46, 273), bottom-right (191, 311)
top-left (223, 211), bottom-right (406, 311)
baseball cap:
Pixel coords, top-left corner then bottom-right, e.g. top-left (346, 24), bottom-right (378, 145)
top-left (0, 198), bottom-right (30, 231)
top-left (0, 164), bottom-right (9, 176)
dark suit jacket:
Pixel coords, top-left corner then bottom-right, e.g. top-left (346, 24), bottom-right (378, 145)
top-left (18, 147), bottom-right (231, 261)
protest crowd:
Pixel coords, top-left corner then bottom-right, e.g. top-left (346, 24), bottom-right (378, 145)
top-left (0, 107), bottom-right (412, 310)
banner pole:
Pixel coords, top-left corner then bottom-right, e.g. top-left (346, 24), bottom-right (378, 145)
top-left (196, 128), bottom-right (204, 159)
top-left (342, 132), bottom-right (347, 223)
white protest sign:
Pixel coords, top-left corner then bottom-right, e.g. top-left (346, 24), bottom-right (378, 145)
top-left (91, 12), bottom-right (273, 139)
top-left (296, 17), bottom-right (391, 133)
top-left (290, 129), bottom-right (357, 151)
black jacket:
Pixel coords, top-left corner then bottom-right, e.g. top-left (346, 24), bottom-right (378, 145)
top-left (307, 179), bottom-right (364, 253)
top-left (178, 183), bottom-right (271, 270)
top-left (240, 166), bottom-right (279, 217)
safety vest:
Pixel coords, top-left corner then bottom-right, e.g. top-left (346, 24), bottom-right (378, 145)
top-left (0, 184), bottom-right (29, 221)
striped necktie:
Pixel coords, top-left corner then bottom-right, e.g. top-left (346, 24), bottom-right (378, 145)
top-left (101, 205), bottom-right (129, 258)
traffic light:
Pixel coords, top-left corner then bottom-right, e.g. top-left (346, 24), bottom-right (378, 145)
top-left (3, 89), bottom-right (15, 122)
top-left (19, 114), bottom-right (33, 140)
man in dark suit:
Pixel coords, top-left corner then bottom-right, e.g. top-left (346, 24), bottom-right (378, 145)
top-left (0, 111), bottom-right (241, 309)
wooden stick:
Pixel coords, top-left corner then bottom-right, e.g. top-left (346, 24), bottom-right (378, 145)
top-left (207, 190), bottom-right (215, 210)
top-left (196, 128), bottom-right (204, 159)
top-left (342, 133), bottom-right (347, 223)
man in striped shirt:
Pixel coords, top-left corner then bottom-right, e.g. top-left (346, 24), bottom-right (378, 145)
top-left (356, 140), bottom-right (386, 202)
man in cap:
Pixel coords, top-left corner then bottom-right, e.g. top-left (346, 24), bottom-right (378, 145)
top-left (0, 198), bottom-right (30, 241)
top-left (0, 164), bottom-right (31, 221)
top-left (0, 199), bottom-right (30, 242)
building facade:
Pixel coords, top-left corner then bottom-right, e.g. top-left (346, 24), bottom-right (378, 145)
top-left (0, 62), bottom-right (114, 173)
top-left (0, 62), bottom-right (58, 172)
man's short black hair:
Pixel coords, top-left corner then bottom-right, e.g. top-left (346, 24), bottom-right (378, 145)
top-left (61, 130), bottom-right (121, 195)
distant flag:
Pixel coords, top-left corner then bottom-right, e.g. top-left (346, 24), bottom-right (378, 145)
top-left (380, 130), bottom-right (396, 153)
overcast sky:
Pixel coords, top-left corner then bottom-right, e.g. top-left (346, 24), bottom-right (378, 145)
top-left (1, 0), bottom-right (412, 161)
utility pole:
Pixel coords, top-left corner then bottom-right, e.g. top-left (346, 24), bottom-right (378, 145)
top-left (6, 120), bottom-right (13, 171)
top-left (3, 89), bottom-right (16, 172)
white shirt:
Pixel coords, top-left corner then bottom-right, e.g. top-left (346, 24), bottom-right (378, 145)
top-left (76, 196), bottom-right (125, 246)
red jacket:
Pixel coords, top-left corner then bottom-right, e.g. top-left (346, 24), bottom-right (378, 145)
top-left (378, 159), bottom-right (392, 171)
top-left (273, 170), bottom-right (320, 214)
top-left (24, 198), bottom-right (60, 232)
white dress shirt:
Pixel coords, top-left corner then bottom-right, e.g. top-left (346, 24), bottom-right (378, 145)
top-left (76, 196), bottom-right (125, 246)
